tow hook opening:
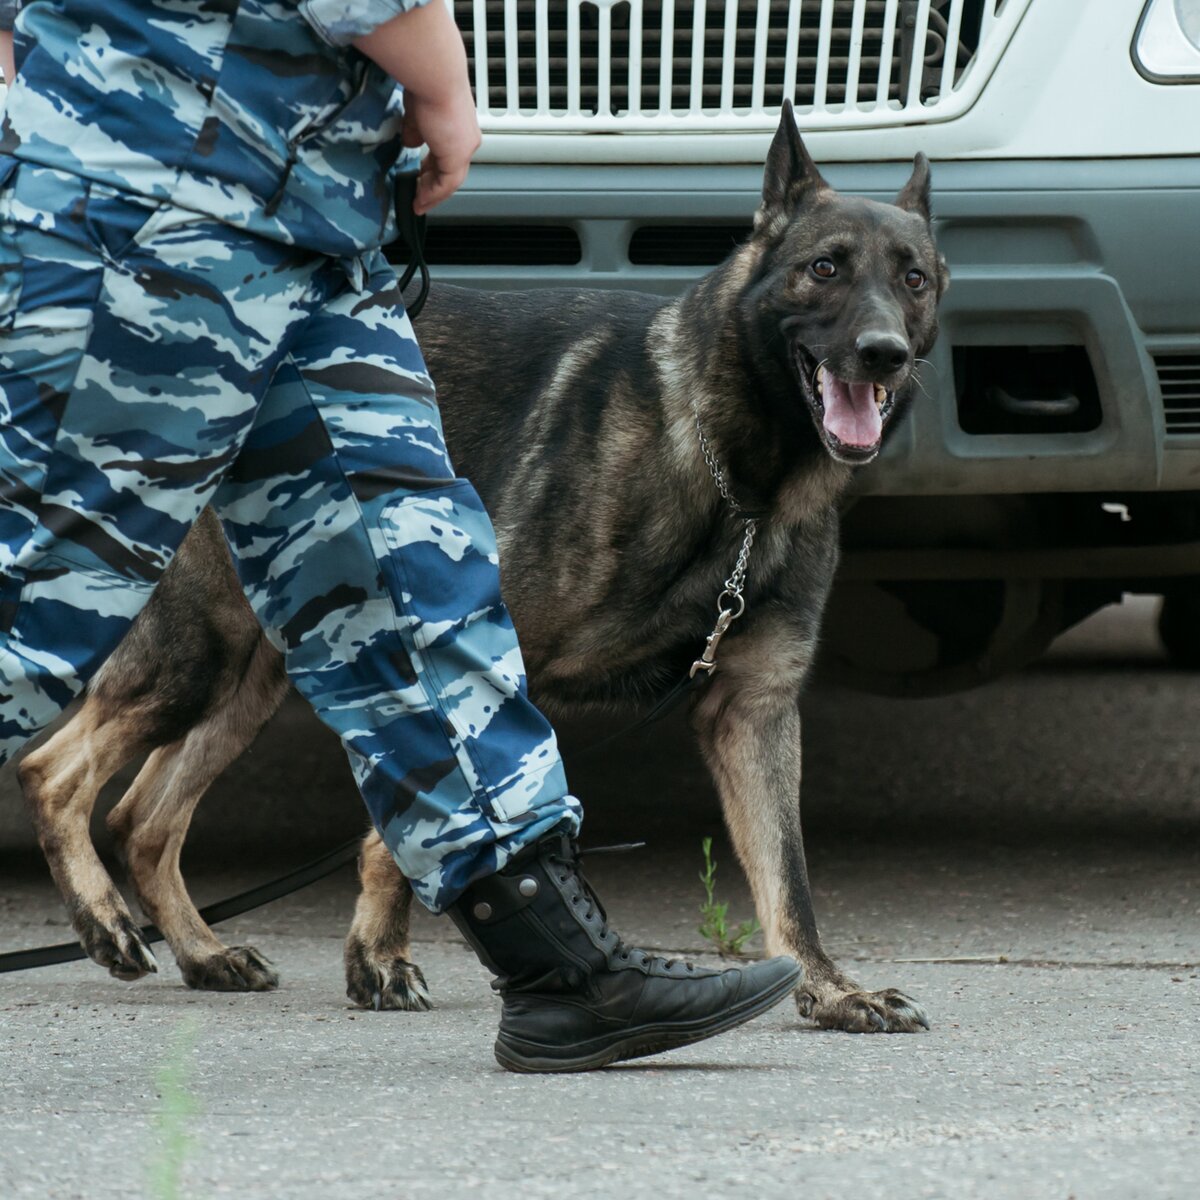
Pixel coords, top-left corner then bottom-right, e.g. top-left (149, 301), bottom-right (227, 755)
top-left (954, 345), bottom-right (1102, 435)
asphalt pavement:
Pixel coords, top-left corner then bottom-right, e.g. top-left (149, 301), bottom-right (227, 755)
top-left (1, 596), bottom-right (1198, 1199)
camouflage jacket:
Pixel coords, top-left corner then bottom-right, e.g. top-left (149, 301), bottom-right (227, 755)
top-left (0, 1), bottom-right (431, 256)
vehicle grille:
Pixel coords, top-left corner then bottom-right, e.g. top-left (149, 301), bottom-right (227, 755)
top-left (423, 224), bottom-right (583, 264)
top-left (458, 0), bottom-right (1029, 132)
top-left (1155, 353), bottom-right (1200, 436)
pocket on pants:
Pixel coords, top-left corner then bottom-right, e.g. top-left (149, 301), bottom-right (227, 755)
top-left (379, 478), bottom-right (506, 655)
top-left (5, 552), bottom-right (155, 669)
top-left (379, 478), bottom-right (554, 817)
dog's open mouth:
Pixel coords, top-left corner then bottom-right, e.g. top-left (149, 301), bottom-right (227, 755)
top-left (795, 349), bottom-right (897, 464)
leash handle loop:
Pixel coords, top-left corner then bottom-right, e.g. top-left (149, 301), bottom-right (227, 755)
top-left (392, 173), bottom-right (430, 320)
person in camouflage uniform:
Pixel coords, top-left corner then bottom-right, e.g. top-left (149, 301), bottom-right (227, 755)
top-left (0, 0), bottom-right (798, 1072)
top-left (0, 0), bottom-right (577, 913)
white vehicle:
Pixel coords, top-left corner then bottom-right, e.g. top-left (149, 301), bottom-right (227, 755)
top-left (430, 0), bottom-right (1200, 689)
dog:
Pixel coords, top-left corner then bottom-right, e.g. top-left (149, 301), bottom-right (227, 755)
top-left (17, 104), bottom-right (948, 1032)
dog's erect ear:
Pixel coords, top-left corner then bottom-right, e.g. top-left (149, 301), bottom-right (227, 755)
top-left (759, 100), bottom-right (829, 225)
top-left (936, 252), bottom-right (950, 299)
top-left (895, 152), bottom-right (933, 222)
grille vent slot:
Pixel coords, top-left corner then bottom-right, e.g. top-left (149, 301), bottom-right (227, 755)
top-left (417, 224), bottom-right (582, 266)
top-left (1155, 353), bottom-right (1200, 436)
top-left (628, 223), bottom-right (753, 265)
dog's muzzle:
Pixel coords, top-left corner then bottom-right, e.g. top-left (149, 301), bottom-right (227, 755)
top-left (794, 344), bottom-right (901, 464)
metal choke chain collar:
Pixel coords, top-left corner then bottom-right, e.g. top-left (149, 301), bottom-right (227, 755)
top-left (689, 400), bottom-right (759, 679)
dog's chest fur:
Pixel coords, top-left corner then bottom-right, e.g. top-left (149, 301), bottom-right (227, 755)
top-left (421, 285), bottom-right (850, 709)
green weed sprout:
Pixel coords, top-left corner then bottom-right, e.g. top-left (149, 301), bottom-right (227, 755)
top-left (698, 836), bottom-right (761, 958)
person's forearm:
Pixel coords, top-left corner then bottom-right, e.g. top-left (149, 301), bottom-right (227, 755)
top-left (1, 31), bottom-right (15, 85)
top-left (352, 2), bottom-right (469, 104)
top-left (352, 2), bottom-right (479, 214)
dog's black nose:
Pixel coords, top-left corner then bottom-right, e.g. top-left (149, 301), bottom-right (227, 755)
top-left (855, 332), bottom-right (909, 375)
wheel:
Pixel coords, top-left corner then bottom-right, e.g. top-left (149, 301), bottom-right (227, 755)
top-left (819, 578), bottom-right (1066, 696)
top-left (1158, 587), bottom-right (1200, 668)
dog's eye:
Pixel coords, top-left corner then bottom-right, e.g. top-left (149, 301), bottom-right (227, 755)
top-left (811, 258), bottom-right (837, 279)
top-left (905, 269), bottom-right (927, 291)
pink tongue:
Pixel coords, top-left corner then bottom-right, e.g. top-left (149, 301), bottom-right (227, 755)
top-left (822, 375), bottom-right (882, 448)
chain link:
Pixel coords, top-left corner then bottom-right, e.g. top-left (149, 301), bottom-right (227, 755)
top-left (719, 516), bottom-right (757, 614)
top-left (693, 401), bottom-right (742, 511)
top-left (689, 399), bottom-right (763, 678)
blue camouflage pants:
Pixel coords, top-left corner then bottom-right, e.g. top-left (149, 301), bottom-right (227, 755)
top-left (0, 161), bottom-right (581, 912)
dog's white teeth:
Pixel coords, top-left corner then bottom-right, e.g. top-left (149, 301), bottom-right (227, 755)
top-left (874, 384), bottom-right (887, 410)
top-left (816, 364), bottom-right (825, 395)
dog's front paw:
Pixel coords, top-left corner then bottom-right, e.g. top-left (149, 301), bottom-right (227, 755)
top-left (797, 983), bottom-right (929, 1033)
top-left (75, 910), bottom-right (159, 982)
top-left (180, 945), bottom-right (278, 992)
top-left (344, 941), bottom-right (431, 1012)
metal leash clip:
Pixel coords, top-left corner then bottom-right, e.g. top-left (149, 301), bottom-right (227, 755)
top-left (690, 605), bottom-right (736, 678)
top-left (689, 520), bottom-right (756, 679)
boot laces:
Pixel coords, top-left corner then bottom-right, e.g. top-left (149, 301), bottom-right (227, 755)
top-left (549, 840), bottom-right (697, 973)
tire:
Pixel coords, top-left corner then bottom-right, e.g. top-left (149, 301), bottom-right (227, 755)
top-left (1158, 588), bottom-right (1200, 668)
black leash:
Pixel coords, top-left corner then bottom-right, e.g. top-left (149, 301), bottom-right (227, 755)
top-left (0, 834), bottom-right (366, 974)
top-left (392, 172), bottom-right (430, 319)
top-left (572, 672), bottom-right (705, 760)
top-left (0, 673), bottom-right (705, 975)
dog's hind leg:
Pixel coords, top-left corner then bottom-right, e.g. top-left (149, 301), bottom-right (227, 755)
top-left (19, 705), bottom-right (163, 981)
top-left (691, 614), bottom-right (929, 1034)
top-left (108, 632), bottom-right (289, 992)
top-left (343, 831), bottom-right (430, 1011)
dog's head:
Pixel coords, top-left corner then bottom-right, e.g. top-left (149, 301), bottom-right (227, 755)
top-left (745, 103), bottom-right (948, 465)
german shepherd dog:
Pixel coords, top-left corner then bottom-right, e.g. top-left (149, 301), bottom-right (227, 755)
top-left (17, 106), bottom-right (947, 1033)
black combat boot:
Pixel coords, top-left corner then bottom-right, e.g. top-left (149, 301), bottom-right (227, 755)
top-left (448, 834), bottom-right (801, 1073)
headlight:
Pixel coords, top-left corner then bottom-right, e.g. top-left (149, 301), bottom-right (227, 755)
top-left (1134, 0), bottom-right (1200, 81)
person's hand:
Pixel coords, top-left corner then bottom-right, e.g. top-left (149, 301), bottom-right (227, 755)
top-left (402, 85), bottom-right (481, 215)
top-left (353, 3), bottom-right (482, 215)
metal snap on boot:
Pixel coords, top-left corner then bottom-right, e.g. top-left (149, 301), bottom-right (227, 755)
top-left (447, 834), bottom-right (801, 1074)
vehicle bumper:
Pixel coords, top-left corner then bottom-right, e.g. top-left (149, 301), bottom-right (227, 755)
top-left (429, 156), bottom-right (1200, 496)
